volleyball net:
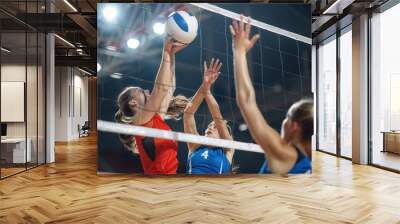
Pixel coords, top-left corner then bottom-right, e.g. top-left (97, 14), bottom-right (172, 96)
top-left (98, 120), bottom-right (264, 153)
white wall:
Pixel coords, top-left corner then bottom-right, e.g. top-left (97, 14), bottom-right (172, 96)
top-left (1, 65), bottom-right (42, 137)
top-left (55, 67), bottom-right (69, 141)
top-left (1, 64), bottom-right (46, 164)
top-left (1, 65), bottom-right (27, 139)
top-left (76, 71), bottom-right (89, 138)
top-left (54, 67), bottom-right (89, 141)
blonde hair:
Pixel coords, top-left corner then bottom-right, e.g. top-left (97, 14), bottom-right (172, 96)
top-left (166, 94), bottom-right (190, 120)
top-left (114, 87), bottom-right (189, 153)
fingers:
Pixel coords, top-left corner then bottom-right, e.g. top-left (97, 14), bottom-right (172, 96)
top-left (232, 20), bottom-right (239, 35)
top-left (239, 15), bottom-right (244, 34)
top-left (172, 43), bottom-right (187, 53)
top-left (213, 58), bottom-right (220, 71)
top-left (245, 17), bottom-right (251, 38)
top-left (216, 61), bottom-right (222, 72)
top-left (164, 36), bottom-right (176, 48)
top-left (249, 34), bottom-right (260, 49)
top-left (205, 58), bottom-right (222, 74)
top-left (232, 15), bottom-right (252, 38)
top-left (172, 42), bottom-right (185, 47)
top-left (229, 25), bottom-right (236, 36)
top-left (209, 58), bottom-right (222, 72)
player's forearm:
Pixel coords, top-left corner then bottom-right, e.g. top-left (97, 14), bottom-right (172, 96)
top-left (233, 50), bottom-right (257, 108)
top-left (205, 94), bottom-right (223, 121)
top-left (233, 50), bottom-right (289, 161)
top-left (170, 54), bottom-right (176, 93)
top-left (184, 85), bottom-right (208, 115)
top-left (153, 51), bottom-right (173, 93)
top-left (183, 113), bottom-right (197, 133)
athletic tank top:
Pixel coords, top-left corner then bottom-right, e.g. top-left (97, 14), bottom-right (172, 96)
top-left (134, 114), bottom-right (178, 174)
top-left (259, 147), bottom-right (311, 174)
top-left (187, 145), bottom-right (231, 174)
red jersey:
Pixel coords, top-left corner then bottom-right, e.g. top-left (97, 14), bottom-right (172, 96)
top-left (134, 114), bottom-right (179, 174)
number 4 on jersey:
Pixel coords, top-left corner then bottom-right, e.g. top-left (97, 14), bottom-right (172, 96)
top-left (201, 150), bottom-right (209, 159)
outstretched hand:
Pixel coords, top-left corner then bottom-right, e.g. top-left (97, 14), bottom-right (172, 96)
top-left (164, 36), bottom-right (187, 55)
top-left (202, 58), bottom-right (222, 91)
top-left (230, 15), bottom-right (260, 53)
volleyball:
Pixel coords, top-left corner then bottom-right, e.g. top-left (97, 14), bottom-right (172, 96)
top-left (165, 11), bottom-right (198, 44)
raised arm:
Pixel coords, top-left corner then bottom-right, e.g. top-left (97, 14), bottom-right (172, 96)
top-left (183, 84), bottom-right (207, 152)
top-left (159, 53), bottom-right (177, 116)
top-left (133, 38), bottom-right (186, 125)
top-left (201, 59), bottom-right (234, 162)
top-left (184, 58), bottom-right (223, 152)
top-left (230, 16), bottom-right (297, 174)
top-left (205, 93), bottom-right (234, 163)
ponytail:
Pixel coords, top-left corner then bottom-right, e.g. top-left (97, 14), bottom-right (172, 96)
top-left (115, 110), bottom-right (138, 153)
top-left (115, 87), bottom-right (139, 154)
top-left (166, 95), bottom-right (189, 120)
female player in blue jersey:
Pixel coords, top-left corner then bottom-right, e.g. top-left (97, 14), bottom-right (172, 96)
top-left (230, 15), bottom-right (313, 174)
top-left (183, 58), bottom-right (234, 174)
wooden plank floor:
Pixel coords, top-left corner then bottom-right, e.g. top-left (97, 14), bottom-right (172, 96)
top-left (1, 135), bottom-right (400, 224)
top-left (1, 167), bottom-right (26, 178)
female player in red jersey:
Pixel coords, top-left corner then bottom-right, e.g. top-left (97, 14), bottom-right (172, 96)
top-left (115, 37), bottom-right (188, 174)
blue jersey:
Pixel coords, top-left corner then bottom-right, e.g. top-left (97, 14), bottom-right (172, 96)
top-left (259, 147), bottom-right (311, 174)
top-left (187, 145), bottom-right (231, 174)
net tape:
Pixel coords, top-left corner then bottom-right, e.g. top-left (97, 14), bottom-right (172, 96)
top-left (190, 3), bottom-right (312, 45)
top-left (98, 120), bottom-right (264, 154)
